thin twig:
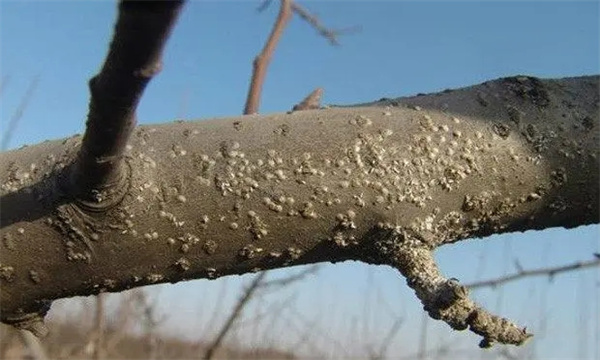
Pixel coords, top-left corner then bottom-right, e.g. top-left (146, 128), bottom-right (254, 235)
top-left (258, 264), bottom-right (319, 290)
top-left (244, 0), bottom-right (292, 115)
top-left (203, 266), bottom-right (317, 359)
top-left (246, 0), bottom-right (355, 114)
top-left (371, 316), bottom-right (404, 360)
top-left (291, 2), bottom-right (360, 45)
top-left (1, 76), bottom-right (40, 151)
top-left (203, 272), bottom-right (268, 360)
top-left (466, 257), bottom-right (600, 289)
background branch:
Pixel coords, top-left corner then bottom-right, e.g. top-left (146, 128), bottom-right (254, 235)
top-left (244, 0), bottom-right (292, 115)
top-left (1, 76), bottom-right (40, 151)
top-left (466, 256), bottom-right (600, 289)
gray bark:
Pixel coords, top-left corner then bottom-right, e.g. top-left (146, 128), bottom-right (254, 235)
top-left (1, 74), bottom-right (598, 347)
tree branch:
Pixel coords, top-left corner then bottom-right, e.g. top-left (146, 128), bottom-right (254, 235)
top-left (203, 272), bottom-right (267, 360)
top-left (1, 75), bottom-right (598, 347)
top-left (71, 1), bottom-right (184, 206)
top-left (244, 0), bottom-right (292, 115)
top-left (290, 1), bottom-right (360, 46)
top-left (465, 257), bottom-right (600, 289)
top-left (1, 76), bottom-right (40, 151)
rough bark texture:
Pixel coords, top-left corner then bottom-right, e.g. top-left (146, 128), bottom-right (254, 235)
top-left (1, 75), bottom-right (598, 346)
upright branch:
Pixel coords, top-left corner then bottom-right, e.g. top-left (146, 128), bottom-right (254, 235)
top-left (244, 0), bottom-right (292, 115)
top-left (71, 1), bottom-right (185, 206)
top-left (244, 1), bottom-right (354, 115)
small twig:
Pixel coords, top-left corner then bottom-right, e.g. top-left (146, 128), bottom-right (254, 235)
top-left (234, 293), bottom-right (296, 329)
top-left (244, 0), bottom-right (292, 115)
top-left (371, 316), bottom-right (404, 360)
top-left (203, 266), bottom-right (316, 359)
top-left (466, 257), bottom-right (600, 289)
top-left (245, 0), bottom-right (352, 115)
top-left (258, 264), bottom-right (319, 290)
top-left (203, 272), bottom-right (268, 360)
top-left (1, 75), bottom-right (40, 151)
top-left (291, 2), bottom-right (360, 45)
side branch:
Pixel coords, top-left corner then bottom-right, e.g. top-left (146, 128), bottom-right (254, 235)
top-left (71, 1), bottom-right (185, 205)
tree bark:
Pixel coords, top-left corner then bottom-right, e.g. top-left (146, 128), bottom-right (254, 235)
top-left (1, 75), bottom-right (598, 346)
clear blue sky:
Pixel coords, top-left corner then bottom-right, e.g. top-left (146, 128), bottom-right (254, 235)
top-left (1, 1), bottom-right (599, 358)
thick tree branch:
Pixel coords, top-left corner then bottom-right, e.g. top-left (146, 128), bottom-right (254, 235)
top-left (71, 1), bottom-right (184, 206)
top-left (1, 75), bottom-right (598, 347)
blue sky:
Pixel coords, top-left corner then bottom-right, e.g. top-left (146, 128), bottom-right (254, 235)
top-left (1, 1), bottom-right (599, 358)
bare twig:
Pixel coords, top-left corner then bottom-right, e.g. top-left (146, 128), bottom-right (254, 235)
top-left (287, 307), bottom-right (352, 358)
top-left (203, 266), bottom-right (317, 359)
top-left (234, 293), bottom-right (296, 329)
top-left (259, 0), bottom-right (358, 45)
top-left (258, 264), bottom-right (319, 290)
top-left (370, 316), bottom-right (404, 360)
top-left (244, 0), bottom-right (292, 115)
top-left (71, 1), bottom-right (184, 204)
top-left (247, 1), bottom-right (355, 115)
top-left (201, 278), bottom-right (229, 338)
top-left (290, 2), bottom-right (360, 45)
top-left (0, 74), bottom-right (45, 358)
top-left (203, 272), bottom-right (268, 360)
top-left (1, 76), bottom-right (40, 151)
top-left (466, 257), bottom-right (600, 289)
